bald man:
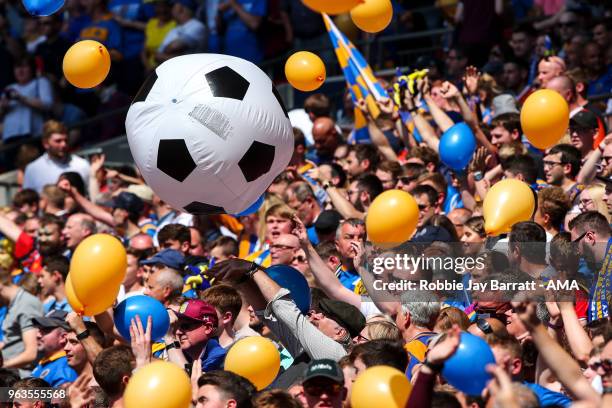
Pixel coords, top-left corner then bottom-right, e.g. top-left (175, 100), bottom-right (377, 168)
top-left (545, 75), bottom-right (582, 116)
top-left (467, 318), bottom-right (508, 339)
top-left (270, 234), bottom-right (299, 266)
top-left (62, 213), bottom-right (96, 251)
top-left (130, 233), bottom-right (154, 252)
top-left (312, 117), bottom-right (340, 165)
top-left (536, 56), bottom-right (565, 88)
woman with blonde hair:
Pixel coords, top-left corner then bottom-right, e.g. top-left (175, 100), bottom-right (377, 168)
top-left (578, 184), bottom-right (610, 222)
top-left (354, 317), bottom-right (402, 344)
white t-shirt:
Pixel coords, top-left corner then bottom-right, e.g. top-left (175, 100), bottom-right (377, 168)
top-left (23, 153), bottom-right (90, 193)
top-left (158, 18), bottom-right (206, 53)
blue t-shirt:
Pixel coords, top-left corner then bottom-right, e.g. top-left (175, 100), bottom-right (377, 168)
top-left (587, 66), bottom-right (612, 97)
top-left (221, 0), bottom-right (266, 63)
top-left (109, 0), bottom-right (153, 58)
top-left (43, 297), bottom-right (73, 314)
top-left (79, 14), bottom-right (123, 57)
top-left (64, 14), bottom-right (92, 42)
top-left (307, 225), bottom-right (319, 246)
top-left (201, 337), bottom-right (227, 372)
top-left (523, 382), bottom-right (571, 407)
top-left (32, 352), bottom-right (78, 387)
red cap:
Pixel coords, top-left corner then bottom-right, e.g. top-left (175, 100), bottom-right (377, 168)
top-left (177, 299), bottom-right (218, 327)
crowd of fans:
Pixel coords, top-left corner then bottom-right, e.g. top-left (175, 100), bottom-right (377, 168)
top-left (0, 0), bottom-right (611, 408)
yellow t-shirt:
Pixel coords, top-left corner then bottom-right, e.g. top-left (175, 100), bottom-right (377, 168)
top-left (145, 18), bottom-right (176, 66)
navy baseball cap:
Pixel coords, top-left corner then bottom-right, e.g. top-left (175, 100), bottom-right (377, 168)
top-left (140, 248), bottom-right (184, 270)
top-left (103, 192), bottom-right (144, 217)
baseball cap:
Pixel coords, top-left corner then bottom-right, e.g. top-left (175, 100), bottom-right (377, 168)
top-left (140, 248), bottom-right (185, 270)
top-left (570, 109), bottom-right (598, 130)
top-left (315, 210), bottom-right (342, 235)
top-left (176, 299), bottom-right (218, 327)
top-left (126, 184), bottom-right (154, 204)
top-left (303, 359), bottom-right (344, 384)
top-left (316, 298), bottom-right (365, 338)
top-left (32, 310), bottom-right (70, 331)
top-left (411, 225), bottom-right (454, 243)
top-left (491, 94), bottom-right (519, 119)
top-left (103, 192), bottom-right (144, 217)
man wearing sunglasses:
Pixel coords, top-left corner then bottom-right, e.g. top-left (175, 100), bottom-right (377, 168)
top-left (568, 211), bottom-right (612, 322)
top-left (301, 359), bottom-right (346, 408)
top-left (164, 299), bottom-right (226, 372)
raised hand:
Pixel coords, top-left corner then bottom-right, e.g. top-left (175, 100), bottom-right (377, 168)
top-left (130, 315), bottom-right (152, 368)
top-left (426, 324), bottom-right (461, 365)
top-left (440, 81), bottom-right (460, 100)
top-left (90, 153), bottom-right (105, 174)
top-left (291, 215), bottom-right (309, 245)
top-left (68, 374), bottom-right (96, 408)
top-left (377, 97), bottom-right (395, 116)
top-left (463, 66), bottom-right (480, 96)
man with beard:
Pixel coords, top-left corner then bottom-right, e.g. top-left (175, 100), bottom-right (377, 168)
top-left (285, 182), bottom-right (322, 245)
top-left (324, 174), bottom-right (383, 220)
top-left (0, 213), bottom-right (64, 274)
top-left (569, 211), bottom-right (612, 322)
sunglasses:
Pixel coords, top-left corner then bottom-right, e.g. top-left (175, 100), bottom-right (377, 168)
top-left (177, 319), bottom-right (202, 332)
top-left (476, 318), bottom-right (493, 334)
top-left (589, 359), bottom-right (612, 373)
top-left (303, 381), bottom-right (343, 397)
top-left (398, 176), bottom-right (418, 184)
top-left (293, 255), bottom-right (307, 263)
top-left (418, 204), bottom-right (429, 211)
top-left (572, 231), bottom-right (589, 243)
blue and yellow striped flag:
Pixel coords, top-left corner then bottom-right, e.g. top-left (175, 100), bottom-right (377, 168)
top-left (323, 13), bottom-right (388, 144)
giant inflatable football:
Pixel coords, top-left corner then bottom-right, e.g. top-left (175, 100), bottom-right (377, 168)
top-left (125, 54), bottom-right (293, 214)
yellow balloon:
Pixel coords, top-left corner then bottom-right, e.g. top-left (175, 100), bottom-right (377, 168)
top-left (350, 0), bottom-right (393, 33)
top-left (63, 40), bottom-right (111, 89)
top-left (66, 273), bottom-right (121, 316)
top-left (285, 51), bottom-right (326, 92)
top-left (520, 89), bottom-right (569, 149)
top-left (65, 274), bottom-right (85, 315)
top-left (124, 361), bottom-right (191, 408)
top-left (70, 234), bottom-right (126, 306)
top-left (302, 0), bottom-right (363, 15)
top-left (366, 189), bottom-right (418, 248)
top-left (483, 179), bottom-right (535, 236)
top-left (224, 336), bottom-right (280, 390)
top-left (334, 13), bottom-right (360, 42)
top-left (351, 366), bottom-right (412, 408)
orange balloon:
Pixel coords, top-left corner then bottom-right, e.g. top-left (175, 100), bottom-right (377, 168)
top-left (302, 0), bottom-right (363, 15)
top-left (483, 179), bottom-right (536, 236)
top-left (366, 189), bottom-right (418, 248)
top-left (285, 51), bottom-right (326, 92)
top-left (63, 40), bottom-right (111, 89)
top-left (351, 366), bottom-right (412, 408)
top-left (224, 337), bottom-right (280, 390)
top-left (124, 361), bottom-right (191, 408)
top-left (350, 0), bottom-right (393, 33)
top-left (65, 274), bottom-right (85, 314)
top-left (66, 273), bottom-right (121, 316)
top-left (70, 234), bottom-right (126, 309)
top-left (520, 89), bottom-right (569, 149)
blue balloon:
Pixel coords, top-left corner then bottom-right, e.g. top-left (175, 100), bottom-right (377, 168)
top-left (442, 332), bottom-right (495, 395)
top-left (114, 295), bottom-right (170, 342)
top-left (266, 265), bottom-right (311, 314)
top-left (234, 194), bottom-right (264, 216)
top-left (439, 122), bottom-right (476, 171)
top-left (22, 0), bottom-right (64, 16)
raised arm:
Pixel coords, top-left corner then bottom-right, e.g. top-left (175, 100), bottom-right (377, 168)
top-left (0, 213), bottom-right (23, 243)
top-left (511, 301), bottom-right (601, 404)
top-left (293, 216), bottom-right (361, 308)
top-left (60, 183), bottom-right (114, 226)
